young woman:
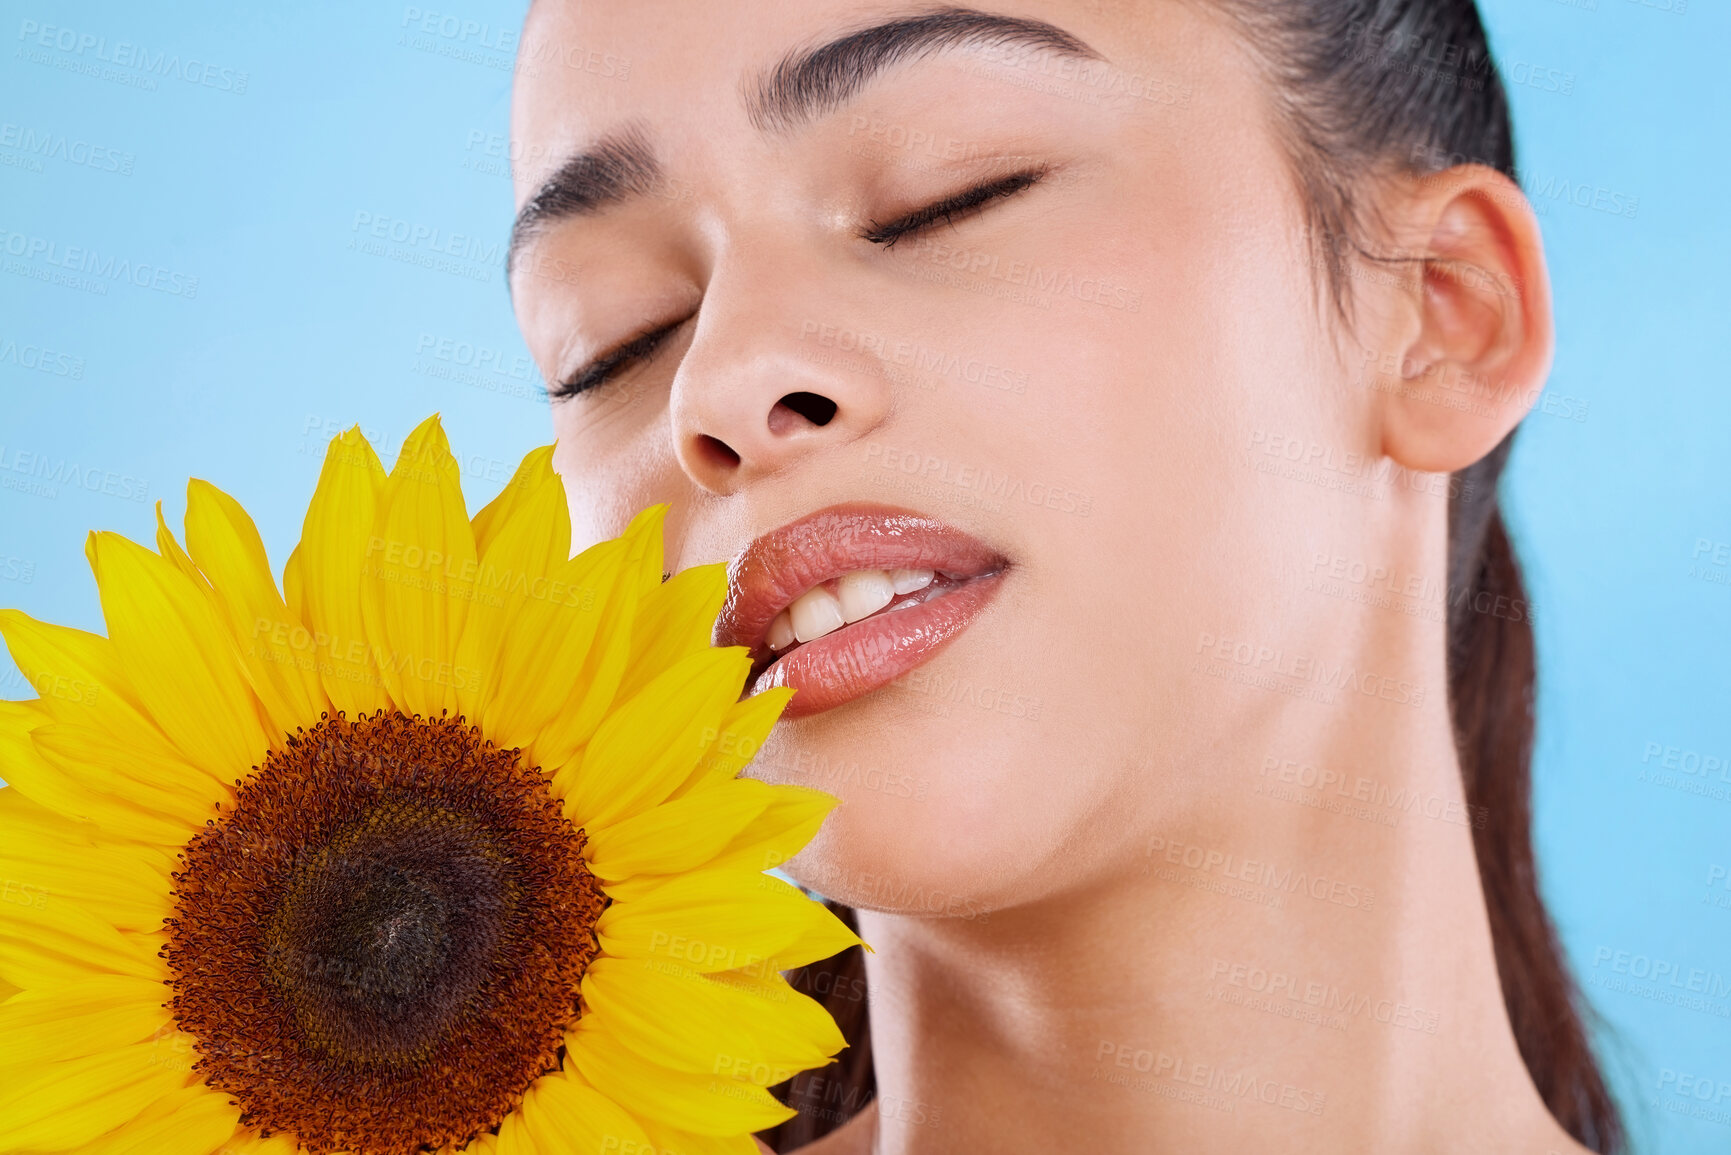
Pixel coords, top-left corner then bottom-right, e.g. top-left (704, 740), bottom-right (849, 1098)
top-left (505, 2), bottom-right (1621, 1151)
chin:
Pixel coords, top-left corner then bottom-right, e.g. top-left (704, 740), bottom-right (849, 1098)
top-left (754, 690), bottom-right (1103, 920)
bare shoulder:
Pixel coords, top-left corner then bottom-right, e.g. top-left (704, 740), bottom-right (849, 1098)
top-left (758, 1102), bottom-right (878, 1155)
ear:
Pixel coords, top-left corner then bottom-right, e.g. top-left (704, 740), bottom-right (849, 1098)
top-left (1362, 165), bottom-right (1554, 475)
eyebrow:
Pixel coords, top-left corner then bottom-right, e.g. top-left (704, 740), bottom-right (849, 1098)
top-left (506, 6), bottom-right (1102, 275)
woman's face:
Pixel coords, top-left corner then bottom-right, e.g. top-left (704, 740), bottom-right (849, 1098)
top-left (509, 0), bottom-right (1374, 912)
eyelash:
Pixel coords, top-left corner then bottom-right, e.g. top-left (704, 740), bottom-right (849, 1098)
top-left (550, 320), bottom-right (683, 401)
top-left (860, 166), bottom-right (1049, 248)
top-left (553, 167), bottom-right (1049, 399)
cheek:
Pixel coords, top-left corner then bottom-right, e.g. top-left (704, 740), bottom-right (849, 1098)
top-left (552, 425), bottom-right (662, 555)
top-left (778, 225), bottom-right (1324, 906)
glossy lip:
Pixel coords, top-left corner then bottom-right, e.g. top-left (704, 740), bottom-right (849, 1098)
top-left (714, 502), bottom-right (1010, 718)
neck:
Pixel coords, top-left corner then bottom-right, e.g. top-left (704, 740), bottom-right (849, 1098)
top-left (850, 522), bottom-right (1584, 1155)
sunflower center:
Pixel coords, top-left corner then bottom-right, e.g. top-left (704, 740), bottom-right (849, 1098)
top-left (165, 711), bottom-right (606, 1155)
top-left (265, 798), bottom-right (514, 1066)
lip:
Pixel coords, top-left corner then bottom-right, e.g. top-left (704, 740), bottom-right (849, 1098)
top-left (714, 502), bottom-right (1010, 718)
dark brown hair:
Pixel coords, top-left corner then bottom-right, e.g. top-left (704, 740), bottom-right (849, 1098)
top-left (762, 2), bottom-right (1623, 1150)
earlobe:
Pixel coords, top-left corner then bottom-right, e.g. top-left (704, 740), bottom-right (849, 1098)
top-left (1372, 166), bottom-right (1554, 476)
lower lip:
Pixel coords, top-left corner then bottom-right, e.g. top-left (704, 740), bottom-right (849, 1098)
top-left (744, 570), bottom-right (1008, 718)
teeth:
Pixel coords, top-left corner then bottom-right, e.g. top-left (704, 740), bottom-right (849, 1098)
top-left (890, 568), bottom-right (935, 595)
top-left (770, 567), bottom-right (947, 653)
top-left (836, 570), bottom-right (896, 623)
top-left (789, 585), bottom-right (846, 643)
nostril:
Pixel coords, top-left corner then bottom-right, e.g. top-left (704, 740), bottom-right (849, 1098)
top-left (696, 434), bottom-right (741, 470)
top-left (776, 391), bottom-right (838, 427)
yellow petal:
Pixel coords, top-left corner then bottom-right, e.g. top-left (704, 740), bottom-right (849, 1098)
top-left (0, 788), bottom-right (172, 932)
top-left (475, 445), bottom-right (568, 558)
top-left (566, 1017), bottom-right (795, 1137)
top-left (563, 506), bottom-right (673, 749)
top-left (154, 501), bottom-right (205, 585)
top-left (614, 562), bottom-right (729, 705)
top-left (0, 866), bottom-right (165, 989)
top-left (85, 1072), bottom-right (191, 1130)
top-left (594, 870), bottom-right (855, 975)
top-left (557, 647), bottom-right (752, 832)
top-left (210, 1128), bottom-right (301, 1154)
top-left (453, 448), bottom-right (571, 723)
top-left (621, 504), bottom-right (670, 599)
top-left (0, 610), bottom-right (163, 747)
top-left (522, 505), bottom-right (671, 766)
top-left (520, 1069), bottom-right (652, 1155)
top-left (31, 722), bottom-right (226, 829)
top-left (584, 778), bottom-right (775, 883)
top-left (0, 977), bottom-right (170, 1067)
top-left (0, 608), bottom-right (229, 808)
top-left (580, 956), bottom-right (840, 1077)
top-left (0, 706), bottom-right (193, 846)
top-left (639, 1118), bottom-right (770, 1155)
top-left (480, 536), bottom-right (630, 755)
top-left (282, 542), bottom-right (308, 624)
top-left (458, 1131), bottom-right (500, 1155)
top-left (0, 862), bottom-right (167, 937)
top-left (0, 610), bottom-right (128, 714)
top-left (360, 414), bottom-right (477, 719)
top-left (87, 531), bottom-right (271, 784)
top-left (184, 479), bottom-right (326, 736)
top-left (0, 1038), bottom-right (186, 1151)
top-left (702, 785), bottom-right (841, 876)
top-left (80, 1081), bottom-right (241, 1155)
top-left (0, 779), bottom-right (174, 864)
top-left (494, 1106), bottom-right (539, 1155)
top-left (704, 966), bottom-right (851, 1059)
top-left (298, 426), bottom-right (390, 718)
top-left (668, 688), bottom-right (795, 802)
top-left (762, 904), bottom-right (875, 970)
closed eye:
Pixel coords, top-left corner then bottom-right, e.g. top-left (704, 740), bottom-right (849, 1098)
top-left (859, 167), bottom-right (1049, 249)
top-left (552, 167), bottom-right (1049, 399)
top-left (551, 317), bottom-right (687, 402)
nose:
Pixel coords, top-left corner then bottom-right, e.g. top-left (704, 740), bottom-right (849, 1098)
top-left (667, 253), bottom-right (892, 496)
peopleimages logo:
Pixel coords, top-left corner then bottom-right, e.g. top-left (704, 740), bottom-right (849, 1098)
top-left (1144, 834), bottom-right (1378, 911)
top-left (0, 337), bottom-right (84, 379)
top-left (0, 123), bottom-right (133, 174)
top-left (907, 236), bottom-right (1142, 312)
top-left (15, 19), bottom-right (249, 94)
top-left (0, 228), bottom-right (198, 298)
top-left (348, 211), bottom-right (500, 283)
top-left (0, 444), bottom-right (150, 503)
top-left (1522, 170), bottom-right (1639, 219)
top-left (1589, 946), bottom-right (1731, 1016)
top-left (398, 7), bottom-right (517, 52)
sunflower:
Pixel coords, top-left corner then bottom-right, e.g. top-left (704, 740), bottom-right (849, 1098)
top-left (0, 416), bottom-right (862, 1155)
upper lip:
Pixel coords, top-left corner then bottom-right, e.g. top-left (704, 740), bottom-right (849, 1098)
top-left (714, 501), bottom-right (1010, 674)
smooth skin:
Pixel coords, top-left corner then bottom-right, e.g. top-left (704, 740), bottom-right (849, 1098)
top-left (508, 2), bottom-right (1588, 1152)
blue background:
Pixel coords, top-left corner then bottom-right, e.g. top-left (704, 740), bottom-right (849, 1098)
top-left (1, 2), bottom-right (1725, 1150)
